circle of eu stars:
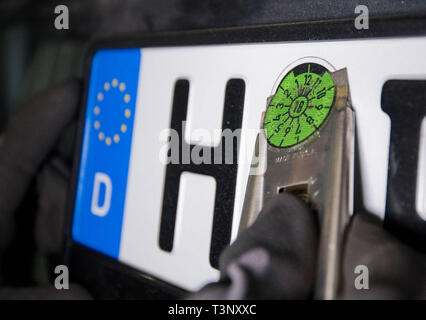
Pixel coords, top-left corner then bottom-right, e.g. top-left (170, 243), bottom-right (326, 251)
top-left (93, 78), bottom-right (132, 146)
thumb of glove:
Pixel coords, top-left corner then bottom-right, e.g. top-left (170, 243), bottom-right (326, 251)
top-left (190, 193), bottom-right (318, 299)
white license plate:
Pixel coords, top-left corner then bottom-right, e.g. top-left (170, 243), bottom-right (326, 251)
top-left (70, 36), bottom-right (426, 291)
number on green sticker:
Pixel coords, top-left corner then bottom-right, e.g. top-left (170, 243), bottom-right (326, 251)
top-left (264, 63), bottom-right (335, 148)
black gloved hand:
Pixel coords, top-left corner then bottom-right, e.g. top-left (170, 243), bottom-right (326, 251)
top-left (340, 212), bottom-right (426, 299)
top-left (0, 79), bottom-right (91, 299)
top-left (190, 193), bottom-right (318, 299)
top-left (190, 193), bottom-right (426, 300)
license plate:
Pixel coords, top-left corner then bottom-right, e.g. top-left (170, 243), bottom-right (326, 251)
top-left (68, 19), bottom-right (426, 296)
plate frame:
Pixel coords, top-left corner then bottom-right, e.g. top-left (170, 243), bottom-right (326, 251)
top-left (65, 15), bottom-right (426, 298)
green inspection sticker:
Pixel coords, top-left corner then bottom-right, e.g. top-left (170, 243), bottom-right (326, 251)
top-left (264, 63), bottom-right (336, 148)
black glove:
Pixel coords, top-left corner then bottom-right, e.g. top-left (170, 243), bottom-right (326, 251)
top-left (0, 79), bottom-right (91, 299)
top-left (190, 193), bottom-right (426, 299)
top-left (190, 193), bottom-right (318, 299)
top-left (340, 212), bottom-right (426, 299)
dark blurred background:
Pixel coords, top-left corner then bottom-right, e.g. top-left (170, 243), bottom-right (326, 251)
top-left (0, 0), bottom-right (425, 290)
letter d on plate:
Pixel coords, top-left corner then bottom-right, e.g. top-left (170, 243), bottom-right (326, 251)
top-left (91, 172), bottom-right (112, 217)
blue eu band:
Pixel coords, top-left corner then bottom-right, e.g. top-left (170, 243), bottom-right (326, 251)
top-left (72, 48), bottom-right (141, 259)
